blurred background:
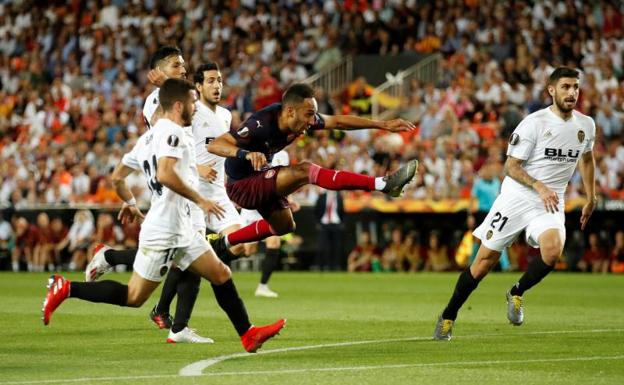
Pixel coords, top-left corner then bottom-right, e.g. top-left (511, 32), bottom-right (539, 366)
top-left (0, 0), bottom-right (623, 275)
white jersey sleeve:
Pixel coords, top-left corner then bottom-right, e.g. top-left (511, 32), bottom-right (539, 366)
top-left (583, 118), bottom-right (596, 153)
top-left (156, 125), bottom-right (186, 160)
top-left (507, 116), bottom-right (538, 160)
top-left (121, 141), bottom-right (141, 171)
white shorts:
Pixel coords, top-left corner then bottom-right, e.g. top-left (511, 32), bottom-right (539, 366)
top-left (133, 231), bottom-right (211, 282)
top-left (240, 208), bottom-right (263, 226)
top-left (190, 195), bottom-right (243, 234)
top-left (473, 192), bottom-right (566, 252)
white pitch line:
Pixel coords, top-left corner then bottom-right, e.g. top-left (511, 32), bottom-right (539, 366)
top-left (180, 327), bottom-right (624, 376)
top-left (3, 355), bottom-right (624, 385)
top-left (1, 328), bottom-right (623, 385)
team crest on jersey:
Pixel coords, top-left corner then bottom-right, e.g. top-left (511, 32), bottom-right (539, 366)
top-left (509, 133), bottom-right (520, 145)
top-left (167, 135), bottom-right (179, 147)
top-left (237, 126), bottom-right (250, 137)
top-left (265, 169), bottom-right (276, 179)
top-left (160, 265), bottom-right (169, 276)
top-left (577, 130), bottom-right (585, 143)
top-left (486, 230), bottom-right (493, 240)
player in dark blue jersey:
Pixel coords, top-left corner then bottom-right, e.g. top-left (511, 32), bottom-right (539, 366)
top-left (208, 83), bottom-right (418, 256)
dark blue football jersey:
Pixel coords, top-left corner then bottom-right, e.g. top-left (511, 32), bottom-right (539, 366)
top-left (225, 103), bottom-right (325, 181)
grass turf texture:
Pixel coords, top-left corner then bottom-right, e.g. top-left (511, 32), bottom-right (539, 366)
top-left (0, 272), bottom-right (622, 385)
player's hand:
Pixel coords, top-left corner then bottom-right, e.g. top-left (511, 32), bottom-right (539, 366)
top-left (246, 152), bottom-right (267, 171)
top-left (147, 68), bottom-right (168, 87)
top-left (198, 162), bottom-right (217, 183)
top-left (533, 181), bottom-right (559, 213)
top-left (580, 198), bottom-right (596, 230)
top-left (117, 202), bottom-right (145, 225)
top-left (198, 198), bottom-right (225, 220)
top-left (381, 118), bottom-right (416, 132)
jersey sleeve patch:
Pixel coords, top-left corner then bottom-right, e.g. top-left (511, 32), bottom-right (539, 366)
top-left (167, 135), bottom-right (180, 147)
top-left (509, 133), bottom-right (520, 145)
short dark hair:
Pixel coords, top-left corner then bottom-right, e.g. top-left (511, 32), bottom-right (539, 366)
top-left (159, 78), bottom-right (194, 111)
top-left (282, 83), bottom-right (315, 106)
top-left (193, 62), bottom-right (221, 85)
top-left (548, 67), bottom-right (579, 86)
top-left (150, 46), bottom-right (182, 69)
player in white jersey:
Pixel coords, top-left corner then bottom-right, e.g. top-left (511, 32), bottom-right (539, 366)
top-left (434, 67), bottom-right (597, 340)
top-left (85, 46), bottom-right (215, 343)
top-left (239, 150), bottom-right (293, 298)
top-left (42, 79), bottom-right (285, 353)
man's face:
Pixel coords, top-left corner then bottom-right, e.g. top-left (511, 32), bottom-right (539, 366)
top-left (160, 55), bottom-right (186, 79)
top-left (181, 90), bottom-right (197, 126)
top-left (285, 98), bottom-right (318, 134)
top-left (197, 70), bottom-right (222, 106)
top-left (549, 77), bottom-right (579, 113)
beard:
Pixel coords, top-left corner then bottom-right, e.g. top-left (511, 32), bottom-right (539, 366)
top-left (181, 105), bottom-right (193, 126)
top-left (555, 93), bottom-right (576, 113)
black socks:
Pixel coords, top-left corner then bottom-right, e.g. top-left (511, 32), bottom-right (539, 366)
top-left (155, 267), bottom-right (181, 315)
top-left (104, 249), bottom-right (137, 266)
top-left (70, 281), bottom-right (128, 306)
top-left (171, 270), bottom-right (201, 333)
top-left (211, 279), bottom-right (251, 336)
top-left (510, 257), bottom-right (554, 296)
top-left (442, 269), bottom-right (482, 321)
top-left (260, 248), bottom-right (280, 285)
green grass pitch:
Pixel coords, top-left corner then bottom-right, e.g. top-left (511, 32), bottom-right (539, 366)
top-left (0, 272), bottom-right (623, 385)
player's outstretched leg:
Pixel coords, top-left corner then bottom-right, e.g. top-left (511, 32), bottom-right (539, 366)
top-left (42, 274), bottom-right (130, 325)
top-left (307, 160), bottom-right (418, 197)
top-left (380, 159), bottom-right (419, 197)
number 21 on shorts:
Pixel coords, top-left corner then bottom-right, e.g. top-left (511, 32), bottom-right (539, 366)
top-left (490, 212), bottom-right (509, 232)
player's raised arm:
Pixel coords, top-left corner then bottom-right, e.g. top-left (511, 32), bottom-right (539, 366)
top-left (208, 132), bottom-right (267, 171)
top-left (321, 114), bottom-right (415, 132)
top-left (578, 151), bottom-right (597, 230)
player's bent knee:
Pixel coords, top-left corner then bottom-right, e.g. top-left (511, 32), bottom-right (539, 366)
top-left (272, 220), bottom-right (295, 235)
top-left (211, 262), bottom-right (232, 285)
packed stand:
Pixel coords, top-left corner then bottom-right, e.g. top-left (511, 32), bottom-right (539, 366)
top-left (1, 1), bottom-right (624, 272)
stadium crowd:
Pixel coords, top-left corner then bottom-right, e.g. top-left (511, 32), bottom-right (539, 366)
top-left (1, 0), bottom-right (624, 272)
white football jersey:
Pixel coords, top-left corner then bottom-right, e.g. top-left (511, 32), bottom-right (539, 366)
top-left (122, 118), bottom-right (196, 249)
top-left (142, 88), bottom-right (160, 129)
top-left (192, 102), bottom-right (232, 195)
top-left (502, 107), bottom-right (595, 202)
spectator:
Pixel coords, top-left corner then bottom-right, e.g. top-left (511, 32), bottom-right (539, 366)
top-left (347, 230), bottom-right (379, 272)
top-left (578, 232), bottom-right (609, 273)
top-left (610, 230), bottom-right (624, 274)
top-left (424, 231), bottom-right (451, 272)
top-left (56, 210), bottom-right (94, 272)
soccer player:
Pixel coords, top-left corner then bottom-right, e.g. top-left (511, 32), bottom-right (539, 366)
top-left (433, 67), bottom-right (597, 340)
top-left (86, 46), bottom-right (213, 343)
top-left (206, 83), bottom-right (418, 255)
top-left (42, 78), bottom-right (285, 353)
